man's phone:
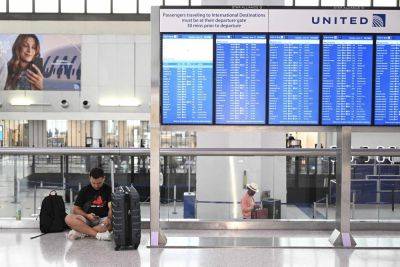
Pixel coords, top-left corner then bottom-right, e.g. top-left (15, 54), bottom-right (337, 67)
top-left (29, 57), bottom-right (43, 74)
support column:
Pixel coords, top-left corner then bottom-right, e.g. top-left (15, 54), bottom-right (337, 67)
top-left (92, 121), bottom-right (102, 148)
top-left (89, 121), bottom-right (102, 171)
top-left (150, 6), bottom-right (166, 247)
top-left (329, 126), bottom-right (356, 247)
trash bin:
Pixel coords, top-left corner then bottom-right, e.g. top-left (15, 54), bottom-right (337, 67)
top-left (262, 198), bottom-right (281, 219)
top-left (183, 192), bottom-right (196, 219)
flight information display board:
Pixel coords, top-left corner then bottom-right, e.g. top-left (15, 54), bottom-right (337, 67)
top-left (215, 34), bottom-right (267, 124)
top-left (375, 35), bottom-right (400, 126)
top-left (268, 35), bottom-right (320, 125)
top-left (322, 35), bottom-right (373, 125)
top-left (162, 34), bottom-right (213, 124)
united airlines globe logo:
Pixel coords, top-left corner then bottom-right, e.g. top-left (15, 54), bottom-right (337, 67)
top-left (373, 14), bottom-right (386, 27)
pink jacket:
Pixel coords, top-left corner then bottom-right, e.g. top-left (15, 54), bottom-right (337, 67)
top-left (241, 192), bottom-right (255, 219)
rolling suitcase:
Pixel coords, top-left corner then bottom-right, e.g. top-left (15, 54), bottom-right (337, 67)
top-left (251, 208), bottom-right (268, 219)
top-left (112, 186), bottom-right (141, 250)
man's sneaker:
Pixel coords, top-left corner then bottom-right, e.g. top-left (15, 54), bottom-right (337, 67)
top-left (96, 230), bottom-right (112, 241)
top-left (67, 230), bottom-right (87, 240)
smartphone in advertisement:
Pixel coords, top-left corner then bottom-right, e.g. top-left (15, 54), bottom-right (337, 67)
top-left (29, 57), bottom-right (43, 74)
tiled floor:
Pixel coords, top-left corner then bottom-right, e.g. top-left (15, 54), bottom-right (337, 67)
top-left (1, 229), bottom-right (400, 267)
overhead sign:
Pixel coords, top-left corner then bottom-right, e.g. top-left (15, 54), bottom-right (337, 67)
top-left (160, 9), bottom-right (269, 33)
top-left (269, 10), bottom-right (400, 33)
top-left (160, 8), bottom-right (400, 33)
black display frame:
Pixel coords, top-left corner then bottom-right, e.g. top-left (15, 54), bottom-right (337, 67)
top-left (159, 6), bottom-right (400, 127)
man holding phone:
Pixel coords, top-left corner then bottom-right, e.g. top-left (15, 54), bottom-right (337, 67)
top-left (65, 168), bottom-right (112, 241)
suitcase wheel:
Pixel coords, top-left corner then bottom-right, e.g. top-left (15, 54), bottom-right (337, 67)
top-left (133, 243), bottom-right (139, 250)
top-left (115, 245), bottom-right (121, 251)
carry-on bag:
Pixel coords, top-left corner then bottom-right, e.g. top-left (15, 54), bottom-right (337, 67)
top-left (112, 186), bottom-right (141, 250)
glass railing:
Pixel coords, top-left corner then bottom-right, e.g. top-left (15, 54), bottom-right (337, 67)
top-left (2, 147), bottom-right (400, 224)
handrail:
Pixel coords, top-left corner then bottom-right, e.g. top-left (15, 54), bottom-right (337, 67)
top-left (0, 147), bottom-right (336, 156)
top-left (0, 147), bottom-right (149, 155)
top-left (1, 147), bottom-right (400, 157)
top-left (160, 148), bottom-right (337, 156)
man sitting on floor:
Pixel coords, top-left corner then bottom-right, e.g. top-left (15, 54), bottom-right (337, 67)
top-left (65, 167), bottom-right (112, 241)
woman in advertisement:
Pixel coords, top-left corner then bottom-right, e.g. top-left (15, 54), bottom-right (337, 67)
top-left (4, 34), bottom-right (44, 90)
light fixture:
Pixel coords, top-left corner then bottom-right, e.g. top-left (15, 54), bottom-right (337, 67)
top-left (98, 97), bottom-right (141, 107)
top-left (10, 97), bottom-right (33, 106)
top-left (61, 99), bottom-right (69, 108)
top-left (9, 97), bottom-right (52, 106)
top-left (82, 100), bottom-right (91, 109)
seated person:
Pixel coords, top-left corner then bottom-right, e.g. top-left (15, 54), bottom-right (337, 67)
top-left (65, 167), bottom-right (112, 241)
top-left (240, 182), bottom-right (259, 219)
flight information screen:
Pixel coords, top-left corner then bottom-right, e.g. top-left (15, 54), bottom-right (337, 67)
top-left (215, 34), bottom-right (267, 124)
top-left (375, 35), bottom-right (400, 126)
top-left (162, 34), bottom-right (213, 124)
top-left (268, 35), bottom-right (320, 125)
top-left (322, 35), bottom-right (373, 125)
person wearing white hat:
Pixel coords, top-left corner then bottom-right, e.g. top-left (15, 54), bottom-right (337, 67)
top-left (240, 182), bottom-right (259, 219)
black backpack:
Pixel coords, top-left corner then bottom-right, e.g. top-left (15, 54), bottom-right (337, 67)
top-left (39, 191), bottom-right (69, 233)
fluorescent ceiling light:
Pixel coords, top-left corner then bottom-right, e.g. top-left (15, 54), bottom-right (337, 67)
top-left (10, 97), bottom-right (33, 106)
top-left (10, 97), bottom-right (50, 106)
top-left (99, 98), bottom-right (142, 107)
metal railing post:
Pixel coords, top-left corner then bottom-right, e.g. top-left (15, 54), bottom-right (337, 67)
top-left (110, 157), bottom-right (115, 193)
top-left (313, 202), bottom-right (316, 219)
top-left (13, 155), bottom-right (19, 204)
top-left (172, 185), bottom-right (177, 214)
top-left (61, 155), bottom-right (66, 200)
top-left (70, 188), bottom-right (73, 204)
top-left (31, 185), bottom-right (38, 217)
top-left (392, 189), bottom-right (395, 212)
top-left (351, 191), bottom-right (356, 219)
top-left (325, 194), bottom-right (329, 219)
top-left (188, 157), bottom-right (191, 193)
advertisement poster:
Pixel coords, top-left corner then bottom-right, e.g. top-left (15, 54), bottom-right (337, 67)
top-left (0, 34), bottom-right (81, 91)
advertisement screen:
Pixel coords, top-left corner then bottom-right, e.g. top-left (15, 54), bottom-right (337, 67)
top-left (0, 34), bottom-right (81, 91)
